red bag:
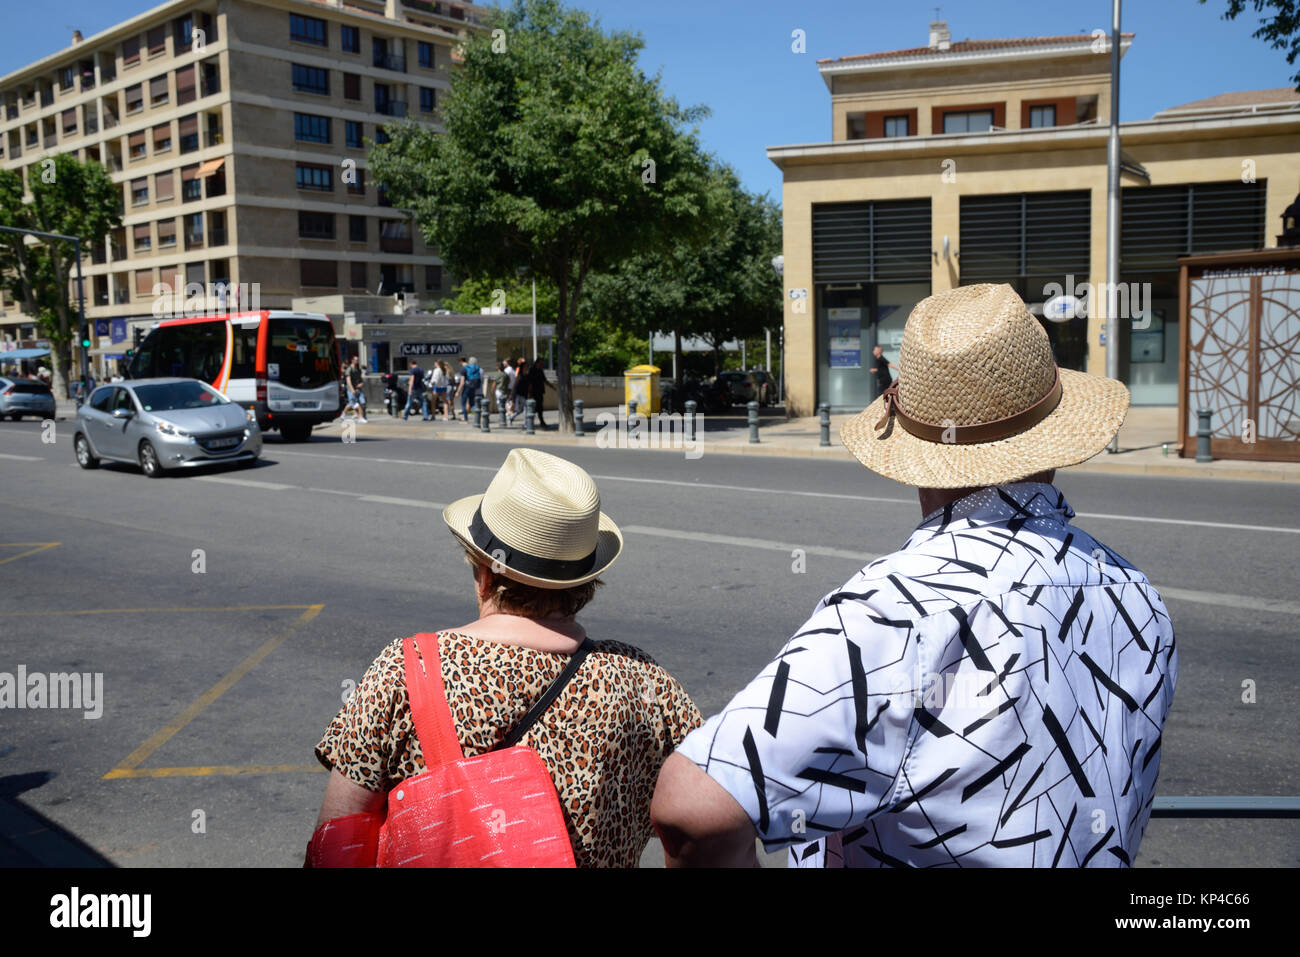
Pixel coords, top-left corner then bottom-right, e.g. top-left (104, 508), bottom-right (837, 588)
top-left (307, 633), bottom-right (590, 868)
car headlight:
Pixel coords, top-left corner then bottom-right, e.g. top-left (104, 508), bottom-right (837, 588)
top-left (155, 420), bottom-right (190, 437)
top-left (244, 407), bottom-right (258, 424)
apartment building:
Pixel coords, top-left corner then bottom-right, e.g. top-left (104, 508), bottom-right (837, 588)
top-left (0, 0), bottom-right (487, 372)
top-left (773, 20), bottom-right (1300, 414)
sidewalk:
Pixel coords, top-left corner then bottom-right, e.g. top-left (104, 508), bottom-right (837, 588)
top-left (320, 405), bottom-right (1300, 483)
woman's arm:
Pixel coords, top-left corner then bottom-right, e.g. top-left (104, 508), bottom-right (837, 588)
top-left (314, 768), bottom-right (386, 829)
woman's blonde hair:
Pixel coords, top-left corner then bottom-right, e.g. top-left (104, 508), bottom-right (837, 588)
top-left (463, 548), bottom-right (601, 618)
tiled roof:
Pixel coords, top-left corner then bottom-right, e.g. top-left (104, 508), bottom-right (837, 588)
top-left (1158, 87), bottom-right (1300, 112)
top-left (818, 33), bottom-right (1135, 65)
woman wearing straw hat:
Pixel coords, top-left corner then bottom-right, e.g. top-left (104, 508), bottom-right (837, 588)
top-left (654, 283), bottom-right (1177, 868)
top-left (311, 447), bottom-right (702, 867)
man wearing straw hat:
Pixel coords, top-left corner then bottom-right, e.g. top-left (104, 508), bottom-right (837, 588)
top-left (653, 284), bottom-right (1178, 868)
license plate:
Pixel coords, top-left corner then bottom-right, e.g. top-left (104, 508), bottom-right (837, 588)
top-left (208, 437), bottom-right (240, 449)
top-left (292, 401), bottom-right (316, 409)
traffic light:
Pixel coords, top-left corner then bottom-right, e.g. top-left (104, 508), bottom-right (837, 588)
top-left (81, 336), bottom-right (91, 349)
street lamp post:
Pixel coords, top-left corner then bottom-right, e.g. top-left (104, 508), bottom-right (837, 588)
top-left (771, 254), bottom-right (785, 414)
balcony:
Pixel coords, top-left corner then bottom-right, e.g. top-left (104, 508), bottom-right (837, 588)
top-left (204, 129), bottom-right (223, 148)
top-left (179, 133), bottom-right (200, 153)
top-left (92, 245), bottom-right (107, 265)
top-left (5, 105), bottom-right (16, 120)
top-left (380, 235), bottom-right (413, 254)
top-left (375, 100), bottom-right (407, 118)
top-left (103, 111), bottom-right (119, 130)
top-left (85, 116), bottom-right (98, 135)
top-left (114, 290), bottom-right (130, 305)
top-left (44, 134), bottom-right (57, 149)
top-left (208, 227), bottom-right (227, 246)
top-left (185, 231), bottom-right (204, 250)
top-left (374, 53), bottom-right (407, 73)
top-left (8, 144), bottom-right (19, 159)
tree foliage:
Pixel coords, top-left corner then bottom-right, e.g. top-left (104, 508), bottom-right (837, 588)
top-left (369, 0), bottom-right (714, 430)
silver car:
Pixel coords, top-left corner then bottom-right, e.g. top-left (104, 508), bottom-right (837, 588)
top-left (74, 378), bottom-right (262, 477)
top-left (0, 376), bottom-right (56, 420)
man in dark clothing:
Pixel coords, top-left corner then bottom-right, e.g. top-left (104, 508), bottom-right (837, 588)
top-left (528, 359), bottom-right (550, 428)
top-left (869, 344), bottom-right (898, 397)
top-left (403, 360), bottom-right (430, 421)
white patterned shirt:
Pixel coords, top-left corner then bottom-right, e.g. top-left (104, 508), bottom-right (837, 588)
top-left (677, 482), bottom-right (1178, 867)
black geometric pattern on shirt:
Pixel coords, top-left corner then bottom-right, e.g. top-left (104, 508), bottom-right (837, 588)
top-left (695, 484), bottom-right (1176, 868)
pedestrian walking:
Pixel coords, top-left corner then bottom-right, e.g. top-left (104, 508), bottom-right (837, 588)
top-left (493, 360), bottom-right (510, 417)
top-left (341, 356), bottom-right (368, 423)
top-left (307, 448), bottom-right (703, 867)
top-left (868, 343), bottom-right (899, 398)
top-left (509, 358), bottom-right (529, 424)
top-left (430, 360), bottom-right (450, 420)
top-left (462, 356), bottom-right (483, 419)
top-left (402, 359), bottom-right (430, 421)
top-left (503, 358), bottom-right (518, 417)
top-left (528, 358), bottom-right (549, 429)
top-left (652, 283), bottom-right (1178, 868)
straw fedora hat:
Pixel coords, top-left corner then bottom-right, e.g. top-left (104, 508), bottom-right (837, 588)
top-left (443, 448), bottom-right (623, 589)
top-left (840, 283), bottom-right (1130, 489)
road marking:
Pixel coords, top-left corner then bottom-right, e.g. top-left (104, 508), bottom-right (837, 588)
top-left (1157, 587), bottom-right (1300, 618)
top-left (103, 604), bottom-right (323, 780)
top-left (191, 475), bottom-right (293, 490)
top-left (271, 449), bottom-right (1298, 535)
top-left (0, 542), bottom-right (59, 566)
top-left (625, 525), bottom-right (873, 562)
top-left (359, 495), bottom-right (447, 509)
top-left (7, 603), bottom-right (319, 617)
top-left (105, 764), bottom-right (326, 779)
top-left (0, 453), bottom-right (43, 461)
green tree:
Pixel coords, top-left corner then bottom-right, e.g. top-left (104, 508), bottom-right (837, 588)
top-left (369, 0), bottom-right (713, 431)
top-left (1201, 0), bottom-right (1300, 89)
top-left (0, 156), bottom-right (120, 398)
top-left (440, 274), bottom-right (558, 324)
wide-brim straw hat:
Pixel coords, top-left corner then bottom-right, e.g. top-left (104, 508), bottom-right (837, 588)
top-left (443, 447), bottom-right (623, 588)
top-left (841, 283), bottom-right (1130, 489)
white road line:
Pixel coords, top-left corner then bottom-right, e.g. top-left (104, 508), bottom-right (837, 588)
top-left (624, 525), bottom-right (874, 563)
top-left (358, 495), bottom-right (447, 509)
top-left (0, 453), bottom-right (43, 461)
top-left (1074, 511), bottom-right (1300, 535)
top-left (625, 523), bottom-right (1298, 617)
top-left (191, 475), bottom-right (293, 491)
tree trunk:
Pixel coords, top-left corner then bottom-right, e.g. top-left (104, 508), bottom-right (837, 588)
top-left (673, 328), bottom-right (682, 389)
top-left (48, 251), bottom-right (75, 402)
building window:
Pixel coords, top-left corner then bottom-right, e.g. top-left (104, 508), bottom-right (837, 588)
top-left (299, 211), bottom-right (335, 239)
top-left (181, 165), bottom-right (202, 201)
top-left (418, 42), bottom-right (434, 68)
top-left (155, 171), bottom-right (174, 202)
top-left (125, 83), bottom-right (143, 113)
top-left (374, 128), bottom-right (390, 145)
top-left (294, 112), bottom-right (331, 144)
top-left (343, 73), bottom-right (361, 100)
top-left (62, 108), bottom-right (77, 135)
top-left (128, 131), bottom-right (147, 159)
top-left (149, 74), bottom-right (169, 106)
top-left (135, 269), bottom-right (154, 297)
top-left (178, 114), bottom-right (199, 153)
top-left (176, 65), bottom-right (196, 105)
top-left (131, 177), bottom-right (149, 205)
top-left (296, 163), bottom-right (333, 191)
top-left (157, 219), bottom-right (176, 248)
top-left (420, 87), bottom-right (435, 113)
top-left (300, 259), bottom-right (337, 287)
top-left (290, 13), bottom-right (327, 47)
top-left (341, 24), bottom-right (360, 54)
top-left (943, 110), bottom-right (995, 134)
top-left (59, 67), bottom-right (76, 91)
top-left (147, 26), bottom-right (166, 57)
top-left (291, 64), bottom-right (330, 96)
top-left (350, 260), bottom-right (367, 289)
top-left (425, 265), bottom-right (442, 290)
top-left (123, 36), bottom-right (140, 67)
top-left (883, 115), bottom-right (909, 138)
top-left (153, 122), bottom-right (172, 153)
top-left (348, 169), bottom-right (365, 195)
top-left (345, 121), bottom-right (362, 148)
top-left (1028, 105), bottom-right (1056, 128)
top-left (133, 223), bottom-right (152, 251)
top-left (846, 113), bottom-right (865, 140)
top-left (349, 215), bottom-right (367, 242)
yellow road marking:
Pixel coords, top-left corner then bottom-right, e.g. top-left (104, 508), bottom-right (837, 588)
top-left (0, 542), bottom-right (59, 566)
top-left (8, 603), bottom-right (315, 617)
top-left (103, 604), bottom-right (324, 778)
top-left (105, 764), bottom-right (326, 779)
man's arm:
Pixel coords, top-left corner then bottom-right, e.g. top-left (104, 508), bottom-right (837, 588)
top-left (652, 752), bottom-right (759, 867)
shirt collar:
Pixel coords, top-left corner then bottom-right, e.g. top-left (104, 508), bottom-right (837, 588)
top-left (916, 482), bottom-right (1075, 534)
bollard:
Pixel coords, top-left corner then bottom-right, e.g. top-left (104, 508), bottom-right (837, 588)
top-left (684, 400), bottom-right (697, 443)
top-left (480, 397), bottom-right (490, 433)
top-left (748, 401), bottom-right (760, 444)
top-left (1196, 408), bottom-right (1213, 463)
top-left (818, 403), bottom-right (831, 447)
top-left (500, 403), bottom-right (507, 429)
top-left (471, 399), bottom-right (481, 429)
top-left (574, 399), bottom-right (585, 438)
top-left (525, 398), bottom-right (536, 435)
top-left (626, 400), bottom-right (638, 445)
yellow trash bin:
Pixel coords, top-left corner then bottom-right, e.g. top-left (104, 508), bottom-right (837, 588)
top-left (623, 364), bottom-right (661, 415)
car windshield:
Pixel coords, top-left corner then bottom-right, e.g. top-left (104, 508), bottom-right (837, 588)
top-left (133, 381), bottom-right (228, 411)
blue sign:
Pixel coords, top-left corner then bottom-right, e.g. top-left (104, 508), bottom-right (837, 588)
top-left (110, 319), bottom-right (127, 344)
top-left (94, 319), bottom-right (110, 336)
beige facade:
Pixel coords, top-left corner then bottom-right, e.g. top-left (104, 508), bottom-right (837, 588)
top-left (774, 25), bottom-right (1300, 415)
top-left (0, 0), bottom-right (487, 372)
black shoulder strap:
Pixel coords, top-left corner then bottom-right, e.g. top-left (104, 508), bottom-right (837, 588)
top-left (494, 638), bottom-right (595, 751)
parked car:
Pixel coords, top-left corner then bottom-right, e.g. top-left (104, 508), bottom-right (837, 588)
top-left (0, 376), bottom-right (56, 420)
top-left (714, 370), bottom-right (775, 407)
top-left (74, 378), bottom-right (261, 477)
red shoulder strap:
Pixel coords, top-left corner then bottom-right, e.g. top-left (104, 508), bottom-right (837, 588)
top-left (402, 634), bottom-right (465, 765)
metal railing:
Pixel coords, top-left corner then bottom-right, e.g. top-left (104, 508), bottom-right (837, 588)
top-left (373, 53), bottom-right (407, 73)
top-left (375, 100), bottom-right (407, 117)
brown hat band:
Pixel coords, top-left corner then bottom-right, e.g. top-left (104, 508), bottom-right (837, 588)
top-left (874, 367), bottom-right (1063, 445)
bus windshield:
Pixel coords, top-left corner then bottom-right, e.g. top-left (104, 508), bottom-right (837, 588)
top-left (270, 317), bottom-right (337, 390)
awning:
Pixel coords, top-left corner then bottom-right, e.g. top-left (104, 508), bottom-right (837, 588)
top-left (196, 157), bottom-right (226, 177)
top-left (0, 348), bottom-right (51, 361)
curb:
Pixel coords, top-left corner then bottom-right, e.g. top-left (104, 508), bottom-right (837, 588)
top-left (321, 420), bottom-right (1300, 483)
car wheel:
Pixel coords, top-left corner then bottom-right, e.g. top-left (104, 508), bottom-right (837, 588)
top-left (74, 434), bottom-right (99, 469)
top-left (139, 440), bottom-right (164, 478)
top-left (279, 422), bottom-right (312, 443)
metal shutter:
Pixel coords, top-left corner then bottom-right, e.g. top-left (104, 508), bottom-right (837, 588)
top-left (1122, 181), bottom-right (1267, 272)
top-left (960, 191), bottom-right (1091, 282)
top-left (812, 199), bottom-right (930, 283)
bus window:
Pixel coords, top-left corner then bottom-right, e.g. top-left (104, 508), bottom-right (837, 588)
top-left (268, 316), bottom-right (338, 389)
top-left (231, 326), bottom-right (257, 379)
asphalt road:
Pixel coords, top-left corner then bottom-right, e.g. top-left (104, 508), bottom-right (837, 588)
top-left (0, 417), bottom-right (1296, 868)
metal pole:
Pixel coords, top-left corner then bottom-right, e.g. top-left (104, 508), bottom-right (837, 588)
top-left (1105, 0), bottom-right (1122, 453)
top-left (75, 237), bottom-right (88, 389)
top-left (531, 277), bottom-right (537, 360)
top-left (765, 328), bottom-right (771, 372)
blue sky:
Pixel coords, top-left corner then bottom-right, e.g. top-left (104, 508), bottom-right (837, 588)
top-left (4, 0), bottom-right (1295, 200)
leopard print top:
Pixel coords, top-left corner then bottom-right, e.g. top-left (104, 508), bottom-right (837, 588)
top-left (315, 632), bottom-right (702, 868)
